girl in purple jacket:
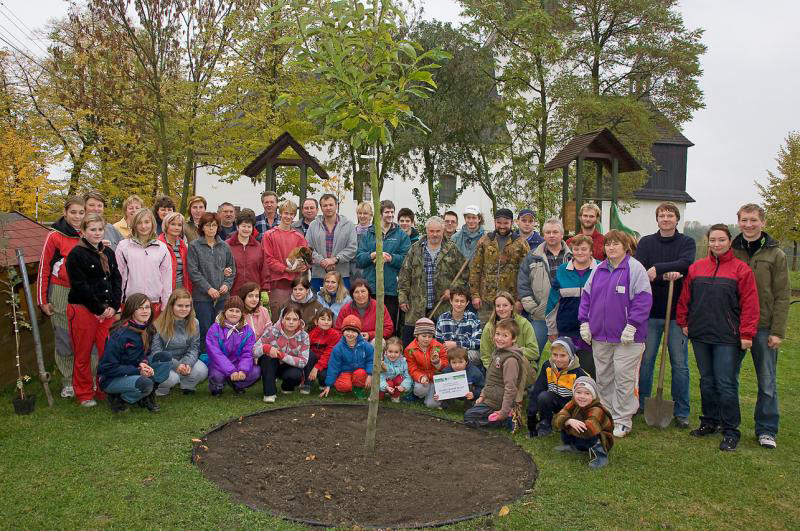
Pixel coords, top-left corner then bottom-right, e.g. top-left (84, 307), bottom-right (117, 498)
top-left (578, 230), bottom-right (653, 439)
top-left (206, 296), bottom-right (260, 396)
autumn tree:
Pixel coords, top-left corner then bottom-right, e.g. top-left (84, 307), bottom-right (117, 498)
top-left (758, 132), bottom-right (800, 270)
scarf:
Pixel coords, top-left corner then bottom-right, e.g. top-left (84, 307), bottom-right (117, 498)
top-left (125, 320), bottom-right (152, 352)
top-left (78, 238), bottom-right (110, 276)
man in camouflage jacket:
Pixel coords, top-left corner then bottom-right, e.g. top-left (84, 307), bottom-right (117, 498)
top-left (469, 208), bottom-right (530, 323)
top-left (398, 216), bottom-right (468, 345)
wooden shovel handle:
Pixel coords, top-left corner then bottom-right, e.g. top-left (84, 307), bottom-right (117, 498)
top-left (656, 279), bottom-right (675, 395)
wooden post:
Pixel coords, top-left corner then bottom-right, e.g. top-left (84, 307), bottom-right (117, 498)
top-left (595, 162), bottom-right (603, 220)
top-left (562, 166), bottom-right (569, 227)
top-left (300, 163), bottom-right (308, 206)
top-left (575, 156), bottom-right (584, 234)
top-left (611, 157), bottom-right (619, 205)
top-left (266, 164), bottom-right (276, 192)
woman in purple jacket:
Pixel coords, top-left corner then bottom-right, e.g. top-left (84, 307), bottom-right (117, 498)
top-left (579, 230), bottom-right (653, 439)
top-left (206, 296), bottom-right (260, 396)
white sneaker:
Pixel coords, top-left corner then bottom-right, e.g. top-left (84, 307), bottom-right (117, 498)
top-left (391, 397), bottom-right (401, 403)
top-left (80, 399), bottom-right (97, 407)
top-left (263, 395), bottom-right (276, 403)
top-left (613, 425), bottom-right (630, 438)
top-left (61, 386), bottom-right (75, 398)
top-left (758, 434), bottom-right (777, 449)
top-left (281, 389), bottom-right (293, 395)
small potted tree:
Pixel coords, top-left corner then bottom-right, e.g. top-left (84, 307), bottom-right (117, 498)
top-left (5, 266), bottom-right (35, 414)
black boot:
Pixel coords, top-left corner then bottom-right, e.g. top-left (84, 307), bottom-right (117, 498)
top-left (139, 390), bottom-right (160, 413)
top-left (588, 442), bottom-right (609, 469)
top-left (107, 393), bottom-right (128, 414)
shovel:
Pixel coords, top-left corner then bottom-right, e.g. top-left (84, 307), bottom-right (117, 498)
top-left (644, 279), bottom-right (675, 428)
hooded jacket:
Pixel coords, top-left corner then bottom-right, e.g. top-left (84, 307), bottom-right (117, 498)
top-left (335, 298), bottom-right (393, 340)
top-left (325, 335), bottom-right (374, 386)
top-left (545, 258), bottom-right (599, 337)
top-left (469, 231), bottom-right (530, 306)
top-left (115, 237), bottom-right (173, 304)
top-left (262, 226), bottom-right (308, 288)
top-left (380, 354), bottom-right (412, 392)
top-left (578, 254), bottom-right (653, 344)
top-left (305, 214), bottom-right (358, 280)
top-left (256, 321), bottom-right (311, 368)
top-left (451, 224), bottom-right (485, 261)
top-left (309, 326), bottom-right (341, 370)
top-left (151, 317), bottom-right (201, 367)
top-left (65, 240), bottom-right (123, 315)
top-left (316, 291), bottom-right (352, 319)
top-left (731, 231), bottom-right (790, 337)
top-left (244, 306), bottom-right (272, 339)
top-left (480, 313), bottom-right (540, 373)
top-left (403, 337), bottom-right (448, 383)
top-left (97, 322), bottom-right (150, 386)
top-left (187, 237), bottom-right (235, 303)
top-left (518, 241), bottom-right (573, 320)
top-left (37, 217), bottom-right (81, 305)
top-left (206, 322), bottom-right (255, 376)
top-left (356, 223), bottom-right (411, 296)
top-left (158, 233), bottom-right (193, 293)
top-left (226, 232), bottom-right (268, 295)
top-left (530, 337), bottom-right (588, 399)
top-left (481, 345), bottom-right (533, 417)
top-left (553, 397), bottom-right (615, 451)
top-left (279, 289), bottom-right (323, 330)
top-left (676, 248), bottom-right (759, 344)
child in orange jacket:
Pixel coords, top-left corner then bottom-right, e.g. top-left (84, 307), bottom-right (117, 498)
top-left (404, 317), bottom-right (448, 408)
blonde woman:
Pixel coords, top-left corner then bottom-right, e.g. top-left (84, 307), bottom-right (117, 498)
top-left (113, 194), bottom-right (143, 239)
top-left (351, 201), bottom-right (374, 281)
top-left (115, 209), bottom-right (173, 317)
top-left (316, 270), bottom-right (352, 320)
top-left (152, 288), bottom-right (207, 395)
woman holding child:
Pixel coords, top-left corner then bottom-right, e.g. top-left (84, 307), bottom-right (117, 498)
top-left (677, 224), bottom-right (759, 452)
top-left (479, 292), bottom-right (539, 372)
top-left (578, 230), bottom-right (652, 439)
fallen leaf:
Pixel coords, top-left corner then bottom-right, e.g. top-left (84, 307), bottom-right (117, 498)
top-left (143, 476), bottom-right (155, 486)
top-left (200, 445), bottom-right (208, 451)
top-left (310, 413), bottom-right (316, 418)
top-left (191, 438), bottom-right (202, 443)
top-left (498, 506), bottom-right (510, 517)
top-left (238, 416), bottom-right (243, 422)
top-left (305, 454), bottom-right (317, 461)
top-left (324, 493), bottom-right (332, 500)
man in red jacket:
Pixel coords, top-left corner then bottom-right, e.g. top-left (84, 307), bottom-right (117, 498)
top-left (262, 199), bottom-right (309, 318)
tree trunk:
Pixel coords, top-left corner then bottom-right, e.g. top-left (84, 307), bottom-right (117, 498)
top-left (156, 93), bottom-right (170, 196)
top-left (349, 144), bottom-right (363, 202)
top-left (365, 144), bottom-right (384, 455)
top-left (180, 146), bottom-right (195, 213)
top-left (793, 240), bottom-right (798, 271)
top-left (423, 147), bottom-right (437, 216)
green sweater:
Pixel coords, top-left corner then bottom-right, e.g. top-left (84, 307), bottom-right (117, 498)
top-left (480, 313), bottom-right (540, 374)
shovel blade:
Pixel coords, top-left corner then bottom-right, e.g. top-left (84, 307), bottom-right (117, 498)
top-left (644, 396), bottom-right (674, 428)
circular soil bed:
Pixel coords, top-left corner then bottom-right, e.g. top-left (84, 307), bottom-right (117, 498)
top-left (193, 404), bottom-right (537, 528)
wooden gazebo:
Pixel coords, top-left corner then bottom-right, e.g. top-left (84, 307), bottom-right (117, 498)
top-left (241, 132), bottom-right (329, 204)
top-left (544, 128), bottom-right (642, 233)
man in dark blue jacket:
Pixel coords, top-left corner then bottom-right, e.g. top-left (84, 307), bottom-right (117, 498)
top-left (634, 202), bottom-right (696, 428)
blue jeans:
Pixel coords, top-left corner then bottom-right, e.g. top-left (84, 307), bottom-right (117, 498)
top-left (531, 319), bottom-right (549, 356)
top-left (751, 328), bottom-right (779, 437)
top-left (560, 432), bottom-right (600, 451)
top-left (639, 319), bottom-right (690, 418)
top-left (103, 354), bottom-right (172, 404)
top-left (692, 340), bottom-right (745, 439)
top-left (194, 298), bottom-right (227, 354)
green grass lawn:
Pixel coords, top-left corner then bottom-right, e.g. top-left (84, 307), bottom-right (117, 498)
top-left (3, 307), bottom-right (800, 530)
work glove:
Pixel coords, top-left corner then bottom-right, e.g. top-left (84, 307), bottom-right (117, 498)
top-left (580, 322), bottom-right (592, 344)
top-left (620, 324), bottom-right (637, 344)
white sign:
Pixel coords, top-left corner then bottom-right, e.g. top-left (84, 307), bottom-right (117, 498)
top-left (433, 370), bottom-right (470, 401)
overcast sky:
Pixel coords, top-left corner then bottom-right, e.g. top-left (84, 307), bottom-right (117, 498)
top-left (3, 0), bottom-right (798, 224)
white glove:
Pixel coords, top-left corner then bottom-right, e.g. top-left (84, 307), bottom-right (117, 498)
top-left (620, 324), bottom-right (637, 344)
top-left (580, 322), bottom-right (592, 344)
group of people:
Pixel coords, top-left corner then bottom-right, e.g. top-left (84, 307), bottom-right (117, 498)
top-left (37, 191), bottom-right (785, 468)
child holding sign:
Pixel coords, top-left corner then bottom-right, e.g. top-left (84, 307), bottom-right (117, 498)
top-left (404, 317), bottom-right (448, 408)
top-left (464, 318), bottom-right (533, 430)
top-left (434, 347), bottom-right (485, 410)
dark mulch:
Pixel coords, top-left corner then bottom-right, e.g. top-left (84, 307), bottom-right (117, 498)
top-left (194, 403), bottom-right (537, 528)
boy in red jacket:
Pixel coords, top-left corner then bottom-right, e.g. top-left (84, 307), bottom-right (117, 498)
top-left (404, 317), bottom-right (448, 408)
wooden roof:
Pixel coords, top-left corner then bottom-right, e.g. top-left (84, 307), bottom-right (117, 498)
top-left (241, 132), bottom-right (329, 180)
top-left (544, 128), bottom-right (642, 173)
top-left (0, 212), bottom-right (51, 267)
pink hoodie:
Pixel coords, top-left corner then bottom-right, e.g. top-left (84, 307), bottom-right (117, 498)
top-left (115, 237), bottom-right (173, 304)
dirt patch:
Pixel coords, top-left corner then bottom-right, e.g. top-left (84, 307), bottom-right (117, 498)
top-left (194, 404), bottom-right (537, 528)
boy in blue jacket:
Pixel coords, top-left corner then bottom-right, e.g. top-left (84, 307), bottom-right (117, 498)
top-left (527, 337), bottom-right (588, 437)
top-left (435, 347), bottom-right (485, 411)
top-left (320, 315), bottom-right (374, 399)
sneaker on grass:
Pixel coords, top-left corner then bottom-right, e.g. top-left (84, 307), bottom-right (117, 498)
top-left (263, 395), bottom-right (276, 403)
top-left (61, 385), bottom-right (75, 398)
top-left (719, 435), bottom-right (738, 451)
top-left (758, 434), bottom-right (777, 449)
top-left (299, 383), bottom-right (311, 395)
top-left (690, 424), bottom-right (719, 437)
top-left (613, 425), bottom-right (630, 438)
top-left (80, 399), bottom-right (97, 407)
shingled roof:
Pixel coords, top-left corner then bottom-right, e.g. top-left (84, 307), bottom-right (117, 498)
top-left (0, 212), bottom-right (51, 267)
top-left (241, 132), bottom-right (329, 181)
top-left (544, 128), bottom-right (642, 173)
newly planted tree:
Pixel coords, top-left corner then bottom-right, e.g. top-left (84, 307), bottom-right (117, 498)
top-left (278, 0), bottom-right (448, 453)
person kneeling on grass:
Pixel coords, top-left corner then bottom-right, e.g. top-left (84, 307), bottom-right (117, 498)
top-left (256, 304), bottom-right (311, 403)
top-left (527, 337), bottom-right (588, 437)
top-left (552, 376), bottom-right (614, 469)
top-left (152, 288), bottom-right (207, 396)
top-left (464, 319), bottom-right (533, 430)
top-left (306, 309), bottom-right (341, 392)
top-left (434, 347), bottom-right (484, 411)
top-left (206, 296), bottom-right (260, 396)
top-left (405, 317), bottom-right (448, 408)
top-left (380, 337), bottom-right (412, 402)
top-left (98, 294), bottom-right (171, 413)
top-left (320, 315), bottom-right (374, 399)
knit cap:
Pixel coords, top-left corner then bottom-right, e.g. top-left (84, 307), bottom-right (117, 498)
top-left (224, 296), bottom-right (245, 313)
top-left (573, 376), bottom-right (599, 400)
top-left (341, 315), bottom-right (362, 333)
top-left (551, 337), bottom-right (577, 366)
top-left (413, 317), bottom-right (435, 336)
top-left (494, 208), bottom-right (514, 220)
